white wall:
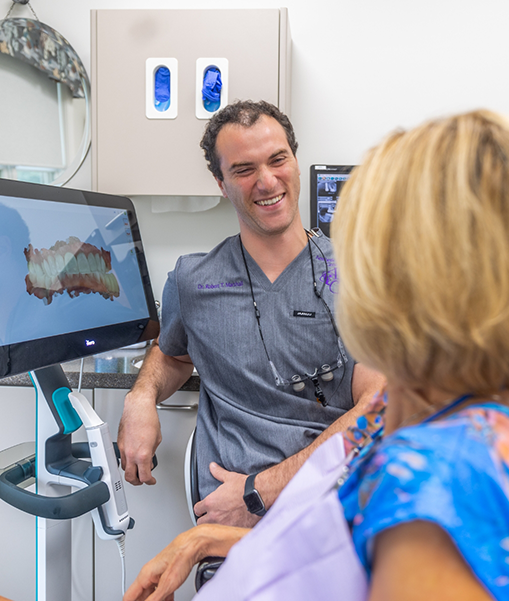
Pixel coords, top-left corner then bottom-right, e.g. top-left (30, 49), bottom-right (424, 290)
top-left (2, 0), bottom-right (508, 299)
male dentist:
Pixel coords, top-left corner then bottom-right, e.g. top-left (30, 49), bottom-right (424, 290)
top-left (118, 100), bottom-right (384, 527)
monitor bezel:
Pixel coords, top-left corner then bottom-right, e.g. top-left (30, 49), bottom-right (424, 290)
top-left (0, 178), bottom-right (159, 378)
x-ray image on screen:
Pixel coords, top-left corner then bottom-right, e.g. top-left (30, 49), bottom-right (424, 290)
top-left (310, 165), bottom-right (355, 238)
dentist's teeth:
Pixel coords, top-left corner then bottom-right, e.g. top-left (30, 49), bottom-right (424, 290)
top-left (256, 194), bottom-right (283, 207)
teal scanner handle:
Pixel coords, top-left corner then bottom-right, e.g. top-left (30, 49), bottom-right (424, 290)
top-left (0, 457), bottom-right (110, 520)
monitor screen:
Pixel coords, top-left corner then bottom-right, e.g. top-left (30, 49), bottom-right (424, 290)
top-left (0, 178), bottom-right (159, 378)
top-left (310, 165), bottom-right (355, 238)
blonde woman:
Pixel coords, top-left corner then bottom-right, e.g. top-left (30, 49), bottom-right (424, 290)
top-left (334, 109), bottom-right (509, 600)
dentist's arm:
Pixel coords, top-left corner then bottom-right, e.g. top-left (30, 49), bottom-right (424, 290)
top-left (194, 364), bottom-right (385, 526)
top-left (254, 364), bottom-right (385, 508)
top-left (118, 337), bottom-right (194, 486)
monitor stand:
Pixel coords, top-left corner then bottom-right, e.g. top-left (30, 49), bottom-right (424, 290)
top-left (32, 365), bottom-right (76, 601)
top-left (0, 365), bottom-right (110, 601)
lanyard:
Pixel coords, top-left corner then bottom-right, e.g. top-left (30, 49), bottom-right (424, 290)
top-left (421, 393), bottom-right (473, 423)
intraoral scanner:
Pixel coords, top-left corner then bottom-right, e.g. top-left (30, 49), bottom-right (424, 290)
top-left (0, 366), bottom-right (137, 598)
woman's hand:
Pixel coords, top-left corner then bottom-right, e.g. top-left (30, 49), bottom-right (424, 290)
top-left (123, 524), bottom-right (249, 601)
top-left (123, 532), bottom-right (195, 601)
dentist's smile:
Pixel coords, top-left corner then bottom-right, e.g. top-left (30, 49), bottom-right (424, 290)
top-left (255, 194), bottom-right (284, 207)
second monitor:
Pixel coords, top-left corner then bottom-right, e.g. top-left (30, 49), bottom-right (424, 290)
top-left (310, 165), bottom-right (355, 238)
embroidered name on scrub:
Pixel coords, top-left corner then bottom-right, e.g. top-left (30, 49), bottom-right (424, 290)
top-left (197, 281), bottom-right (244, 290)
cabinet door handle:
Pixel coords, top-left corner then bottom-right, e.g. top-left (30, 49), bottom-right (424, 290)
top-left (156, 402), bottom-right (198, 411)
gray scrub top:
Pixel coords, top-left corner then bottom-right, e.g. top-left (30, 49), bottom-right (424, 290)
top-left (159, 231), bottom-right (355, 498)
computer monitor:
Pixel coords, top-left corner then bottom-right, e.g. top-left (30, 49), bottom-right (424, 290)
top-left (310, 165), bottom-right (355, 238)
top-left (0, 178), bottom-right (159, 378)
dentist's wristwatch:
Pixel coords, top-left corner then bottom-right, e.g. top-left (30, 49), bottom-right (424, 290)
top-left (243, 473), bottom-right (267, 517)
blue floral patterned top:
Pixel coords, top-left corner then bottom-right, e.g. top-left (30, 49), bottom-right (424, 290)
top-left (339, 395), bottom-right (509, 600)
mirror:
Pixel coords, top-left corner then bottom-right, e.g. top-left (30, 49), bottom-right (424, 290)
top-left (0, 17), bottom-right (91, 186)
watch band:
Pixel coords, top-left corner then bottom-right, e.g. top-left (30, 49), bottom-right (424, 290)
top-left (243, 472), bottom-right (267, 517)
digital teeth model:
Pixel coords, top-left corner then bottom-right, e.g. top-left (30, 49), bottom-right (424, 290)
top-left (24, 236), bottom-right (120, 305)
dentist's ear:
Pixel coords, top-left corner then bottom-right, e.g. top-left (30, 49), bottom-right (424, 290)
top-left (215, 177), bottom-right (228, 199)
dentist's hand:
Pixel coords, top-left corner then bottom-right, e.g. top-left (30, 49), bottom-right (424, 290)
top-left (194, 463), bottom-right (260, 528)
top-left (118, 392), bottom-right (161, 486)
top-left (117, 341), bottom-right (194, 487)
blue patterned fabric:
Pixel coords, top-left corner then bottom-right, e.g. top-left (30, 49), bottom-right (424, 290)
top-left (339, 403), bottom-right (509, 600)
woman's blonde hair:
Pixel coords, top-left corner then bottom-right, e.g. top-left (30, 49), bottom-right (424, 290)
top-left (332, 110), bottom-right (509, 394)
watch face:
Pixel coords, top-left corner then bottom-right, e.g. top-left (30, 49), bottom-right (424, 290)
top-left (244, 490), bottom-right (264, 514)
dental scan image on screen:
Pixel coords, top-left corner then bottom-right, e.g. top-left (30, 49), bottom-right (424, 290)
top-left (316, 173), bottom-right (350, 237)
top-left (0, 195), bottom-right (150, 348)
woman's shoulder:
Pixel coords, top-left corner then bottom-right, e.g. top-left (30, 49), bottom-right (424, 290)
top-left (365, 404), bottom-right (509, 497)
top-left (341, 402), bottom-right (509, 524)
top-left (344, 404), bottom-right (509, 598)
top-left (386, 403), bottom-right (509, 470)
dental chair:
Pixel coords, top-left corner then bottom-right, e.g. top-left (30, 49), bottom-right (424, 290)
top-left (184, 428), bottom-right (199, 525)
top-left (184, 427), bottom-right (225, 591)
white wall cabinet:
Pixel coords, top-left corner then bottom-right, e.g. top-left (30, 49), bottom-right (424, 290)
top-left (91, 8), bottom-right (291, 197)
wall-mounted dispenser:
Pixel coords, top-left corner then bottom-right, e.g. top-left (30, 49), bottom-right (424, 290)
top-left (146, 58), bottom-right (178, 120)
top-left (196, 58), bottom-right (228, 119)
top-left (92, 9), bottom-right (291, 201)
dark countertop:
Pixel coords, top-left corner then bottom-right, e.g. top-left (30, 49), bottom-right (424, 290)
top-left (0, 346), bottom-right (200, 392)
